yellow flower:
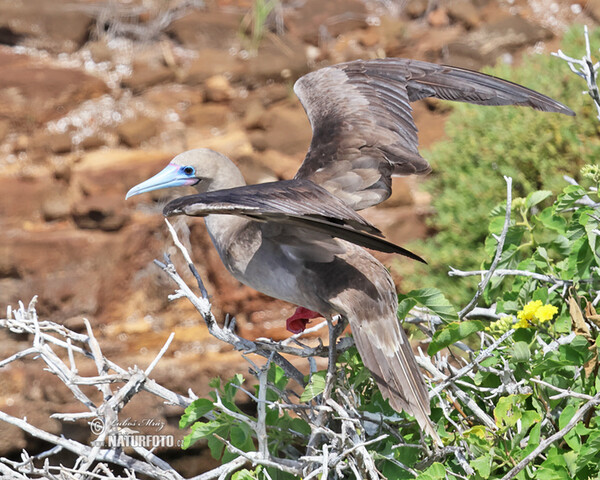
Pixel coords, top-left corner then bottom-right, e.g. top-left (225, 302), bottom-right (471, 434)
top-left (514, 317), bottom-right (531, 329)
top-left (535, 304), bottom-right (558, 323)
top-left (515, 300), bottom-right (558, 328)
top-left (517, 300), bottom-right (543, 322)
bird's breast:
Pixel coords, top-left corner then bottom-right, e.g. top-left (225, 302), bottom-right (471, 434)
top-left (205, 216), bottom-right (309, 307)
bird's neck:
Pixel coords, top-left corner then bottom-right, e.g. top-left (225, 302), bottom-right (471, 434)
top-left (204, 158), bottom-right (246, 192)
top-left (202, 159), bottom-right (251, 266)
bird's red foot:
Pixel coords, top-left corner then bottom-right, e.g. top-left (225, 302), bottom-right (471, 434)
top-left (286, 307), bottom-right (323, 333)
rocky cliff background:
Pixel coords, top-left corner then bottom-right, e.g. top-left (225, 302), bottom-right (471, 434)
top-left (0, 0), bottom-right (592, 473)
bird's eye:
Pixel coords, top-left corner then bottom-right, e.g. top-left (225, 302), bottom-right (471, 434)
top-left (182, 166), bottom-right (195, 176)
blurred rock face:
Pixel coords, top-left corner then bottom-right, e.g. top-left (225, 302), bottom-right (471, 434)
top-left (0, 0), bottom-right (586, 469)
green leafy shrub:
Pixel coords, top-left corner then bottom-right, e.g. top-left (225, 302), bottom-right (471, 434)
top-left (399, 26), bottom-right (600, 304)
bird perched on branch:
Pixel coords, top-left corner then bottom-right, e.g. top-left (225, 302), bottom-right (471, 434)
top-left (127, 58), bottom-right (573, 442)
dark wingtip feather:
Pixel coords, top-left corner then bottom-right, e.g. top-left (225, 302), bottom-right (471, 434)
top-left (395, 245), bottom-right (427, 264)
top-left (163, 198), bottom-right (184, 217)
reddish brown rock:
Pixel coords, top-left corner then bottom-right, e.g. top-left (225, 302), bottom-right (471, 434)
top-left (31, 131), bottom-right (74, 154)
top-left (428, 8), bottom-right (450, 27)
top-left (447, 0), bottom-right (481, 29)
top-left (41, 188), bottom-right (72, 222)
top-left (249, 149), bottom-right (304, 180)
top-left (248, 130), bottom-right (269, 152)
top-left (236, 153), bottom-right (278, 184)
top-left (72, 149), bottom-right (172, 197)
top-left (0, 170), bottom-right (56, 223)
top-left (0, 0), bottom-right (93, 52)
top-left (286, 0), bottom-right (368, 45)
top-left (446, 14), bottom-right (553, 67)
top-left (375, 177), bottom-right (415, 208)
top-left (72, 193), bottom-right (130, 231)
top-left (182, 103), bottom-right (231, 129)
top-left (183, 48), bottom-right (243, 85)
top-left (255, 101), bottom-right (311, 157)
top-left (0, 51), bottom-right (108, 128)
top-left (241, 98), bottom-right (267, 129)
top-left (85, 39), bottom-right (114, 63)
top-left (117, 117), bottom-right (161, 147)
top-left (242, 35), bottom-right (309, 83)
top-left (122, 61), bottom-right (176, 93)
top-left (140, 84), bottom-right (205, 114)
top-left (405, 0), bottom-right (428, 18)
top-left (0, 227), bottom-right (107, 318)
top-left (168, 11), bottom-right (242, 49)
top-left (204, 75), bottom-right (236, 103)
top-left (0, 119), bottom-right (10, 143)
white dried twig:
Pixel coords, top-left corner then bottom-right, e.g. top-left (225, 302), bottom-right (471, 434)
top-left (458, 176), bottom-right (512, 318)
top-left (552, 25), bottom-right (600, 121)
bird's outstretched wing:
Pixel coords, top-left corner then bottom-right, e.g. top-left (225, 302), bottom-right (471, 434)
top-left (293, 58), bottom-right (574, 210)
top-left (163, 179), bottom-right (425, 262)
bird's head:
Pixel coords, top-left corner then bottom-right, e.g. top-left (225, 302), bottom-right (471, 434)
top-left (126, 148), bottom-right (245, 199)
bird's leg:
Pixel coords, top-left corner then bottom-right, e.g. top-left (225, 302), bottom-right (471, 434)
top-left (286, 307), bottom-right (323, 333)
top-left (331, 315), bottom-right (348, 339)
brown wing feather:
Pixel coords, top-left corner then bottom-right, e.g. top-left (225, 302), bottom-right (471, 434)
top-left (162, 179), bottom-right (426, 262)
top-left (293, 58), bottom-right (574, 211)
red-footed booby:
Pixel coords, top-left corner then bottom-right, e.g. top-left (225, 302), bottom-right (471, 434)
top-left (126, 58), bottom-right (573, 442)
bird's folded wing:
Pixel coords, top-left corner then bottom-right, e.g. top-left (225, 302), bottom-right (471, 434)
top-left (293, 58), bottom-right (574, 211)
top-left (162, 179), bottom-right (425, 262)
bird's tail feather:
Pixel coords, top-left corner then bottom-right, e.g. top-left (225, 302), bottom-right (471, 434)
top-left (351, 317), bottom-right (442, 446)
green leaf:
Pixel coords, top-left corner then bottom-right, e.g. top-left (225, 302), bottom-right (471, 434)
top-left (428, 320), bottom-right (485, 355)
top-left (576, 430), bottom-right (600, 469)
top-left (290, 417), bottom-right (311, 436)
top-left (555, 184), bottom-right (586, 211)
top-left (538, 207), bottom-right (567, 233)
top-left (532, 287), bottom-right (549, 303)
top-left (267, 363), bottom-right (288, 391)
top-left (511, 341), bottom-right (531, 363)
top-left (224, 373), bottom-right (245, 401)
top-left (529, 422), bottom-right (541, 447)
top-left (300, 371), bottom-right (327, 402)
top-left (179, 398), bottom-right (214, 429)
top-left (559, 404), bottom-right (577, 430)
top-left (520, 410), bottom-right (541, 432)
top-left (583, 211), bottom-right (600, 265)
top-left (405, 288), bottom-right (458, 323)
top-left (494, 395), bottom-right (528, 428)
top-left (381, 459), bottom-right (415, 480)
top-left (559, 405), bottom-right (581, 450)
top-left (208, 431), bottom-right (226, 460)
top-left (181, 420), bottom-right (223, 450)
top-left (526, 190), bottom-right (552, 209)
top-left (416, 462), bottom-right (446, 480)
top-left (230, 424), bottom-right (254, 452)
top-left (567, 236), bottom-right (595, 279)
top-left (535, 464), bottom-right (571, 480)
top-left (559, 335), bottom-right (593, 366)
top-left (575, 422), bottom-right (592, 436)
top-left (470, 454), bottom-right (492, 479)
top-left (397, 297), bottom-right (417, 320)
top-left (232, 469), bottom-right (257, 480)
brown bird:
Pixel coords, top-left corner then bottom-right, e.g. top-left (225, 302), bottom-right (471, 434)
top-left (126, 58), bottom-right (573, 442)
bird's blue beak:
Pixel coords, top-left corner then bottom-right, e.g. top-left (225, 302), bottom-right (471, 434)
top-left (126, 163), bottom-right (197, 199)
